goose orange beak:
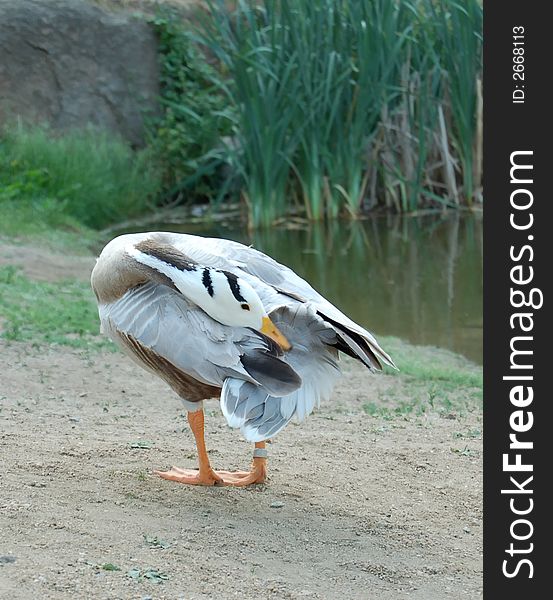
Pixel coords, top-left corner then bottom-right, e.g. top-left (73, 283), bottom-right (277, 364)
top-left (261, 317), bottom-right (292, 351)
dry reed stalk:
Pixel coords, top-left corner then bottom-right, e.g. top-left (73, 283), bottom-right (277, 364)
top-left (438, 105), bottom-right (459, 206)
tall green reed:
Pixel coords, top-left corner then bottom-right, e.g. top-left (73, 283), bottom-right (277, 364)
top-left (202, 1), bottom-right (306, 227)
top-left (199, 0), bottom-right (482, 227)
top-left (430, 0), bottom-right (483, 205)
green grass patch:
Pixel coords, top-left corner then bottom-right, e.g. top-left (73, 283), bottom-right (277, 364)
top-left (380, 336), bottom-right (482, 388)
top-left (362, 336), bottom-right (482, 417)
top-left (0, 216), bottom-right (100, 256)
top-left (0, 265), bottom-right (109, 349)
top-left (0, 122), bottom-right (161, 232)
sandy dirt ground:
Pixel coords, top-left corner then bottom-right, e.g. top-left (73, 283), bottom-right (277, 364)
top-left (0, 241), bottom-right (482, 599)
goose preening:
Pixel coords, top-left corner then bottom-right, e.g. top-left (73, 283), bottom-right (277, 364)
top-left (91, 232), bottom-right (396, 486)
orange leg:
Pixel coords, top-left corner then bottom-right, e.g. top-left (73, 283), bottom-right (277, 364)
top-left (216, 442), bottom-right (267, 487)
top-left (154, 410), bottom-right (222, 485)
top-left (154, 411), bottom-right (267, 487)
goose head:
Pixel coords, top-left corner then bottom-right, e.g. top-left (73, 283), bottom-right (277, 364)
top-left (208, 274), bottom-right (292, 351)
top-left (123, 240), bottom-right (291, 351)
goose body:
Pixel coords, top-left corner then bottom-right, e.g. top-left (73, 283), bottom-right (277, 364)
top-left (91, 232), bottom-right (395, 486)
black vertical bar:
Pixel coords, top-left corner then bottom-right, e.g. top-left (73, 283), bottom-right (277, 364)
top-left (484, 2), bottom-right (549, 597)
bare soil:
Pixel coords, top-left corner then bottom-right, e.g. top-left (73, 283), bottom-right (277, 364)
top-left (0, 241), bottom-right (482, 600)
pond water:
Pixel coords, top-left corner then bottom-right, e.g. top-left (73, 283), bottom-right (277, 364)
top-left (113, 213), bottom-right (482, 364)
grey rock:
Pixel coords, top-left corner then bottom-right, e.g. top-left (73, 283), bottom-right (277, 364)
top-left (0, 0), bottom-right (160, 146)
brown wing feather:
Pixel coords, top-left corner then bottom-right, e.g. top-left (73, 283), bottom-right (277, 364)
top-left (117, 331), bottom-right (220, 403)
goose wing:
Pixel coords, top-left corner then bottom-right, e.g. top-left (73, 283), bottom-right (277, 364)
top-left (163, 233), bottom-right (396, 371)
top-left (220, 303), bottom-right (342, 441)
top-left (100, 281), bottom-right (301, 406)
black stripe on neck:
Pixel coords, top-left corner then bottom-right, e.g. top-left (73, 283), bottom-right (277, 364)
top-left (202, 268), bottom-right (214, 297)
top-left (222, 270), bottom-right (246, 302)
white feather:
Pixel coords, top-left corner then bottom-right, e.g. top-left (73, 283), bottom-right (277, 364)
top-left (220, 305), bottom-right (341, 441)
